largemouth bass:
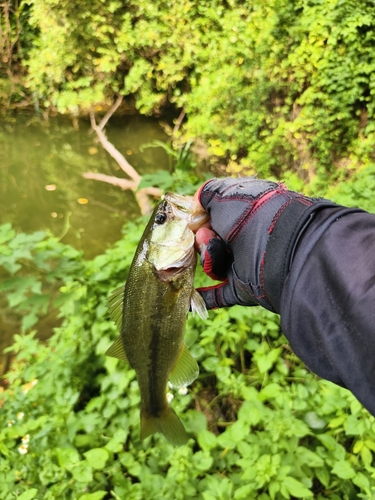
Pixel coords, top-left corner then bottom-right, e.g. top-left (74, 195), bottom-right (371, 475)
top-left (106, 193), bottom-right (209, 446)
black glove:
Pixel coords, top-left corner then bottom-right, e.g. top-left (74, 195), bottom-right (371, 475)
top-left (196, 177), bottom-right (338, 313)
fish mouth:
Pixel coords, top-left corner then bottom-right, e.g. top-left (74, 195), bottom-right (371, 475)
top-left (154, 250), bottom-right (195, 280)
top-left (155, 265), bottom-right (186, 282)
top-left (164, 192), bottom-right (210, 231)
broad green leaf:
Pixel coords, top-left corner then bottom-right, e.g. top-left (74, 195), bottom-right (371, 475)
top-left (55, 447), bottom-right (80, 470)
top-left (79, 492), bottom-right (107, 500)
top-left (17, 490), bottom-right (38, 500)
top-left (182, 410), bottom-right (207, 433)
top-left (192, 451), bottom-right (213, 471)
top-left (283, 477), bottom-right (313, 498)
top-left (197, 429), bottom-right (217, 451)
top-left (72, 461), bottom-right (93, 483)
top-left (331, 460), bottom-right (356, 479)
top-left (352, 472), bottom-right (370, 492)
top-left (304, 411), bottom-right (326, 430)
top-left (315, 467), bottom-right (330, 488)
top-left (234, 484), bottom-right (254, 499)
top-left (83, 448), bottom-right (109, 470)
top-left (0, 442), bottom-right (9, 457)
top-left (137, 171), bottom-right (174, 191)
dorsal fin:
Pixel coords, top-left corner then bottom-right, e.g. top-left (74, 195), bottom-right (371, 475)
top-left (169, 344), bottom-right (199, 388)
top-left (107, 285), bottom-right (124, 331)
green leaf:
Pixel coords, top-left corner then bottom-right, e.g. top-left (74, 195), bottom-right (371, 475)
top-left (182, 410), bottom-right (207, 433)
top-left (269, 481), bottom-right (280, 500)
top-left (17, 490), bottom-right (38, 500)
top-left (22, 312), bottom-right (39, 332)
top-left (283, 477), bottom-right (313, 498)
top-left (79, 492), bottom-right (107, 500)
top-left (137, 171), bottom-right (174, 192)
top-left (296, 446), bottom-right (324, 468)
top-left (83, 448), bottom-right (110, 470)
top-left (234, 484), bottom-right (254, 499)
top-left (331, 460), bottom-right (356, 480)
top-left (72, 461), bottom-right (93, 483)
top-left (352, 472), bottom-right (370, 492)
top-left (304, 411), bottom-right (326, 430)
top-left (0, 442), bottom-right (9, 457)
top-left (192, 451), bottom-right (213, 471)
top-left (259, 383), bottom-right (282, 400)
top-left (197, 429), bottom-right (217, 451)
top-left (55, 447), bottom-right (80, 470)
top-left (315, 467), bottom-right (330, 488)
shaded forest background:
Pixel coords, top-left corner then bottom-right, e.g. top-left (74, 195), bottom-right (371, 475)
top-left (1, 1), bottom-right (375, 499)
top-left (2, 0), bottom-right (375, 192)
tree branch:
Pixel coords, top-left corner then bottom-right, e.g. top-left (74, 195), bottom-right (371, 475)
top-left (85, 100), bottom-right (163, 215)
top-left (82, 172), bottom-right (137, 190)
top-left (98, 95), bottom-right (124, 131)
top-left (172, 107), bottom-right (186, 138)
top-left (89, 111), bottom-right (141, 183)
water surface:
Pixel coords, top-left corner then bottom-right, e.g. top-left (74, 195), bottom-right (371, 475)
top-left (0, 111), bottom-right (169, 258)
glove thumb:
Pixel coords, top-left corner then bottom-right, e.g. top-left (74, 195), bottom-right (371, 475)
top-left (197, 229), bottom-right (232, 281)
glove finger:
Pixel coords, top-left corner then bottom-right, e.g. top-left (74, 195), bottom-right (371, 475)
top-left (197, 268), bottom-right (259, 310)
top-left (196, 282), bottom-right (238, 309)
top-left (197, 230), bottom-right (233, 281)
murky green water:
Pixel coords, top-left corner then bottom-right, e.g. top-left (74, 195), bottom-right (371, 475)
top-left (0, 111), bottom-right (169, 258)
top-left (0, 111), bottom-right (170, 374)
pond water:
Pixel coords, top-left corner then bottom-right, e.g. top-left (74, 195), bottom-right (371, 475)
top-left (0, 110), bottom-right (170, 374)
top-left (0, 111), bottom-right (170, 258)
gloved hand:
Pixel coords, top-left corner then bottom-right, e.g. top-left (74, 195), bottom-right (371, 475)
top-left (194, 177), bottom-right (337, 313)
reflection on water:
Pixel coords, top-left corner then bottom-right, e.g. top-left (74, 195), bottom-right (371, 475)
top-left (0, 111), bottom-right (169, 259)
top-left (0, 111), bottom-right (170, 374)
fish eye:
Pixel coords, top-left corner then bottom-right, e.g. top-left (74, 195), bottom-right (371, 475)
top-left (155, 212), bottom-right (167, 224)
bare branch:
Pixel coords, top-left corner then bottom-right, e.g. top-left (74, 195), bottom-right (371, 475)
top-left (82, 172), bottom-right (137, 190)
top-left (98, 95), bottom-right (124, 131)
top-left (82, 173), bottom-right (163, 215)
top-left (90, 111), bottom-right (141, 184)
top-left (87, 106), bottom-right (163, 215)
top-left (172, 108), bottom-right (186, 138)
top-left (142, 186), bottom-right (163, 197)
top-left (135, 190), bottom-right (155, 215)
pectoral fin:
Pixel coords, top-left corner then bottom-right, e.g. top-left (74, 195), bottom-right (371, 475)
top-left (169, 344), bottom-right (199, 388)
top-left (190, 289), bottom-right (208, 320)
top-left (105, 336), bottom-right (128, 362)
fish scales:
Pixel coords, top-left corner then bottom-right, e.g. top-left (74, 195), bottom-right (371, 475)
top-left (106, 193), bottom-right (209, 446)
top-left (122, 254), bottom-right (194, 414)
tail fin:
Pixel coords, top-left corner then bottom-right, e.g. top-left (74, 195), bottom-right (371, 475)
top-left (140, 407), bottom-right (188, 446)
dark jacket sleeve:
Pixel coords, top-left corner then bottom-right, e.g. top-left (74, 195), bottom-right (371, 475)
top-left (280, 208), bottom-right (375, 416)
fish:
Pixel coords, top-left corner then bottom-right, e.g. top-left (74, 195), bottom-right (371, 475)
top-left (106, 192), bottom-right (209, 446)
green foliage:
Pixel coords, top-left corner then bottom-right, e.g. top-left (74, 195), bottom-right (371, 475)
top-left (0, 222), bottom-right (83, 331)
top-left (2, 1), bottom-right (375, 496)
top-left (3, 0), bottom-right (375, 191)
top-left (138, 140), bottom-right (209, 195)
top-left (186, 0), bottom-right (375, 184)
top-left (2, 212), bottom-right (375, 499)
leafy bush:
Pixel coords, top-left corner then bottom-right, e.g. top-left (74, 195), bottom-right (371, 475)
top-left (4, 0), bottom-right (375, 187)
top-left (1, 167), bottom-right (375, 499)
